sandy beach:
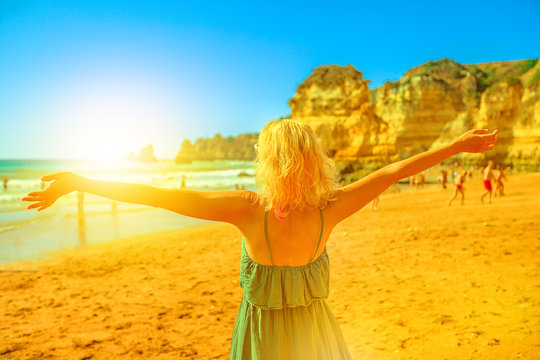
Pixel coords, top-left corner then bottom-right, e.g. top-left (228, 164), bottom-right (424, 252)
top-left (1, 173), bottom-right (538, 359)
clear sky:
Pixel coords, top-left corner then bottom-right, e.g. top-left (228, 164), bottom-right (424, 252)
top-left (1, 0), bottom-right (539, 159)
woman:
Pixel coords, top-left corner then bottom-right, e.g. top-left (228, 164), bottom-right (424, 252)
top-left (23, 120), bottom-right (498, 359)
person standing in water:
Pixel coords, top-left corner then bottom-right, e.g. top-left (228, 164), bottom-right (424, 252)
top-left (180, 175), bottom-right (186, 189)
top-left (23, 122), bottom-right (497, 359)
top-left (448, 170), bottom-right (466, 206)
top-left (481, 160), bottom-right (495, 203)
top-left (77, 191), bottom-right (84, 215)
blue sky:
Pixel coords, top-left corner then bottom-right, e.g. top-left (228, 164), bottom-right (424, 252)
top-left (1, 0), bottom-right (539, 159)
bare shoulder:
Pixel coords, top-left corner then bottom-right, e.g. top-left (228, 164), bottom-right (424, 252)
top-left (230, 190), bottom-right (264, 231)
top-left (242, 190), bottom-right (260, 204)
top-left (206, 189), bottom-right (262, 211)
top-left (321, 189), bottom-right (345, 229)
top-left (322, 165), bottom-right (396, 226)
top-left (231, 190), bottom-right (261, 211)
top-left (237, 189), bottom-right (263, 213)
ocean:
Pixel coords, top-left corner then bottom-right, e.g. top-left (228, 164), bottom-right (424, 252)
top-left (0, 159), bottom-right (256, 264)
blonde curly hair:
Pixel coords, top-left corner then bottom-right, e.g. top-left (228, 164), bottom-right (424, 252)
top-left (255, 119), bottom-right (340, 218)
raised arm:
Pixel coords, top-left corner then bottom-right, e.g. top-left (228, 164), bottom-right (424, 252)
top-left (22, 173), bottom-right (258, 227)
top-left (326, 129), bottom-right (498, 225)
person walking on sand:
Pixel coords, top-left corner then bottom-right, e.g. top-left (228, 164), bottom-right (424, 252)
top-left (3, 177), bottom-right (7, 191)
top-left (448, 170), bottom-right (466, 206)
top-left (494, 164), bottom-right (507, 197)
top-left (481, 160), bottom-right (495, 204)
top-left (438, 170), bottom-right (448, 189)
top-left (22, 122), bottom-right (498, 360)
top-left (415, 173), bottom-right (425, 190)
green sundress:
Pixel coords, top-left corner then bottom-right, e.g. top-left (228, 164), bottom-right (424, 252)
top-left (230, 208), bottom-right (353, 359)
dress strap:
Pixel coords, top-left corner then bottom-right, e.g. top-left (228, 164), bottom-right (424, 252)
top-left (264, 210), bottom-right (275, 266)
top-left (307, 207), bottom-right (324, 264)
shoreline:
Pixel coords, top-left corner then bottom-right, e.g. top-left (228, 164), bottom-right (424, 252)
top-left (0, 200), bottom-right (214, 265)
top-left (1, 173), bottom-right (538, 359)
top-left (0, 221), bottom-right (225, 271)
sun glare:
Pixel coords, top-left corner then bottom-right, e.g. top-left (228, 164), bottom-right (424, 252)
top-left (61, 74), bottom-right (165, 160)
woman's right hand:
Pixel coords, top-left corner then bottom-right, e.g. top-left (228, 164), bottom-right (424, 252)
top-left (22, 172), bottom-right (83, 211)
top-left (452, 129), bottom-right (498, 153)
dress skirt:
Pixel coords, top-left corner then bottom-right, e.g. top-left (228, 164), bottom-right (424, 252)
top-left (230, 295), bottom-right (353, 359)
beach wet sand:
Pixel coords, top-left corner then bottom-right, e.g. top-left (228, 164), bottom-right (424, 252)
top-left (1, 173), bottom-right (539, 359)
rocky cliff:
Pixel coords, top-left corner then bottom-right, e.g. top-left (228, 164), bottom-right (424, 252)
top-left (138, 144), bottom-right (158, 162)
top-left (174, 133), bottom-right (258, 163)
top-left (290, 58), bottom-right (539, 168)
top-left (176, 58), bottom-right (539, 169)
top-left (288, 64), bottom-right (394, 161)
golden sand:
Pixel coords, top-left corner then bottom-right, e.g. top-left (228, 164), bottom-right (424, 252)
top-left (1, 173), bottom-right (539, 359)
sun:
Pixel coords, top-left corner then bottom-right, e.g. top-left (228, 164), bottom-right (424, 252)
top-left (61, 77), bottom-right (163, 160)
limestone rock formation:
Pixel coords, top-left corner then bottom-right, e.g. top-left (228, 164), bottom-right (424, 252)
top-left (174, 133), bottom-right (258, 163)
top-left (288, 65), bottom-right (393, 160)
top-left (176, 58), bottom-right (539, 169)
top-left (124, 152), bottom-right (138, 161)
top-left (138, 144), bottom-right (158, 163)
top-left (289, 64), bottom-right (371, 118)
top-left (291, 58), bottom-right (539, 167)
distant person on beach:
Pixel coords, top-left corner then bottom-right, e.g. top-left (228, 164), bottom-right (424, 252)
top-left (448, 170), bottom-right (466, 206)
top-left (180, 175), bottom-right (186, 189)
top-left (438, 170), bottom-right (448, 189)
top-left (3, 177), bottom-right (7, 191)
top-left (481, 160), bottom-right (495, 204)
top-left (494, 165), bottom-right (507, 197)
top-left (77, 191), bottom-right (84, 215)
top-left (371, 196), bottom-right (379, 211)
top-left (415, 173), bottom-right (425, 190)
top-left (234, 184), bottom-right (240, 190)
top-left (23, 121), bottom-right (498, 359)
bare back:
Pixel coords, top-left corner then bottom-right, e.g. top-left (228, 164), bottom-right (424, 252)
top-left (240, 197), bottom-right (334, 267)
